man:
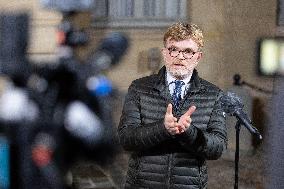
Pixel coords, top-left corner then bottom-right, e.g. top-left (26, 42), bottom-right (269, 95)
top-left (118, 22), bottom-right (227, 189)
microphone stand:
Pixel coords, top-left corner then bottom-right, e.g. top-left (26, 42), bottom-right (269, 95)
top-left (233, 119), bottom-right (262, 189)
top-left (234, 120), bottom-right (241, 189)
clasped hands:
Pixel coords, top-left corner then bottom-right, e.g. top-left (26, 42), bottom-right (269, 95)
top-left (164, 104), bottom-right (196, 135)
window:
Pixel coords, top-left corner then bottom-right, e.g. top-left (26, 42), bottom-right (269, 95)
top-left (92, 0), bottom-right (187, 28)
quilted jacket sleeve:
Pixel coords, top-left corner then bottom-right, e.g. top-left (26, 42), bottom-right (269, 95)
top-left (178, 91), bottom-right (227, 160)
top-left (117, 81), bottom-right (172, 151)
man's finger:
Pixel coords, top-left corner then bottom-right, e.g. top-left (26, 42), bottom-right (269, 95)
top-left (177, 124), bottom-right (186, 131)
top-left (166, 103), bottom-right (173, 115)
top-left (185, 106), bottom-right (196, 116)
top-left (184, 117), bottom-right (191, 124)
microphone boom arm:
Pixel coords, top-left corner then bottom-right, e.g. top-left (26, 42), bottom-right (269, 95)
top-left (233, 109), bottom-right (262, 140)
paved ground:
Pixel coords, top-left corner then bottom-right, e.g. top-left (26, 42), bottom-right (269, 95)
top-left (71, 148), bottom-right (265, 189)
top-left (207, 149), bottom-right (265, 189)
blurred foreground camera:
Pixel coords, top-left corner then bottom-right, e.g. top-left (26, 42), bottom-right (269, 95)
top-left (0, 6), bottom-right (128, 189)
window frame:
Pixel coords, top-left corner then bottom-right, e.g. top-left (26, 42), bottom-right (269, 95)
top-left (91, 0), bottom-right (188, 28)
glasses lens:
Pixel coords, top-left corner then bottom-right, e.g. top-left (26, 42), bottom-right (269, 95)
top-left (168, 48), bottom-right (178, 57)
top-left (183, 50), bottom-right (195, 59)
top-left (183, 52), bottom-right (192, 59)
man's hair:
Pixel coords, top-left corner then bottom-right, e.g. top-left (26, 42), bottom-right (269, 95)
top-left (163, 22), bottom-right (204, 50)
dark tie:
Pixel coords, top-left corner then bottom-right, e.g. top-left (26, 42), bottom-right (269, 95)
top-left (173, 80), bottom-right (185, 109)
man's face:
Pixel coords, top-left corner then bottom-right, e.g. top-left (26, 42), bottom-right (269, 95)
top-left (162, 38), bottom-right (202, 79)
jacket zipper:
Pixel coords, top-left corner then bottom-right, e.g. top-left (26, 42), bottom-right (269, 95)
top-left (198, 165), bottom-right (202, 189)
top-left (167, 153), bottom-right (173, 189)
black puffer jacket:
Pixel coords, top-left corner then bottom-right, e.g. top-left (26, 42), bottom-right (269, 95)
top-left (118, 67), bottom-right (227, 189)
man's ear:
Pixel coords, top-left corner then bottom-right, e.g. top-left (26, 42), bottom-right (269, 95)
top-left (161, 48), bottom-right (167, 56)
top-left (196, 51), bottom-right (203, 61)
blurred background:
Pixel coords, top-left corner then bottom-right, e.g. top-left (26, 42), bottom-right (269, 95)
top-left (0, 0), bottom-right (282, 189)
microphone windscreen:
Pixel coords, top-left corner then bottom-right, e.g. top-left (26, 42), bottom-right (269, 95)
top-left (87, 32), bottom-right (129, 72)
top-left (0, 87), bottom-right (39, 122)
top-left (220, 91), bottom-right (244, 114)
top-left (64, 101), bottom-right (103, 146)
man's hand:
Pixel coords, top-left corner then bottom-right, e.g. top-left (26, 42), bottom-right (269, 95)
top-left (176, 106), bottom-right (196, 133)
top-left (164, 104), bottom-right (196, 135)
top-left (164, 104), bottom-right (179, 135)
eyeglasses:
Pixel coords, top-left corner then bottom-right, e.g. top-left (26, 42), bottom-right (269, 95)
top-left (167, 47), bottom-right (198, 59)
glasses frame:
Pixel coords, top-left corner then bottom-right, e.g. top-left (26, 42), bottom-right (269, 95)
top-left (167, 47), bottom-right (198, 60)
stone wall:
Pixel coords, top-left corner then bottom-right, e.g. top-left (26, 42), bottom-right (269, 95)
top-left (0, 0), bottom-right (277, 91)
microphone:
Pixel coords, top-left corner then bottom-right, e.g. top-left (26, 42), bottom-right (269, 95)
top-left (86, 75), bottom-right (113, 97)
top-left (220, 92), bottom-right (262, 140)
top-left (64, 101), bottom-right (103, 147)
top-left (31, 132), bottom-right (63, 189)
top-left (32, 132), bottom-right (56, 168)
top-left (0, 87), bottom-right (39, 123)
top-left (86, 32), bottom-right (129, 74)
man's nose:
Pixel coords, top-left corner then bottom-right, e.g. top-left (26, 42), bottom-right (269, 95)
top-left (177, 52), bottom-right (185, 60)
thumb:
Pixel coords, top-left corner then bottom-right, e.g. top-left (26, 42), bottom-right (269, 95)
top-left (166, 103), bottom-right (173, 115)
top-left (186, 105), bottom-right (196, 116)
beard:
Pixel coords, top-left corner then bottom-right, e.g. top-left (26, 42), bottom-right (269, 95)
top-left (165, 60), bottom-right (194, 79)
top-left (166, 67), bottom-right (190, 79)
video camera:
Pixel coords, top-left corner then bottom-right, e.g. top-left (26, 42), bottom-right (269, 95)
top-left (0, 1), bottom-right (129, 188)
